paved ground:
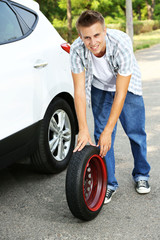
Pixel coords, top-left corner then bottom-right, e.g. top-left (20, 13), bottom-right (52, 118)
top-left (0, 44), bottom-right (160, 240)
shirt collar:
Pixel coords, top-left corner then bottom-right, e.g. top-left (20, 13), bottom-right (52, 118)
top-left (105, 32), bottom-right (113, 58)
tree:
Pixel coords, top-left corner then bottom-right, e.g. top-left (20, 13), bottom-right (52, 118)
top-left (126, 0), bottom-right (134, 43)
top-left (146, 0), bottom-right (155, 19)
top-left (35, 0), bottom-right (160, 33)
top-left (133, 0), bottom-right (146, 20)
top-left (35, 0), bottom-right (64, 22)
top-left (154, 0), bottom-right (160, 20)
top-left (92, 0), bottom-right (126, 19)
top-left (67, 0), bottom-right (72, 43)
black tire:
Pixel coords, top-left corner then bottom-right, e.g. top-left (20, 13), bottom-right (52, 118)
top-left (31, 97), bottom-right (76, 173)
top-left (66, 145), bottom-right (107, 221)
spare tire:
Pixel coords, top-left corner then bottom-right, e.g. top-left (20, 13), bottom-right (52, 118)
top-left (66, 145), bottom-right (107, 221)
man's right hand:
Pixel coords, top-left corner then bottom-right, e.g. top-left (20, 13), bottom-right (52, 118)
top-left (73, 129), bottom-right (95, 152)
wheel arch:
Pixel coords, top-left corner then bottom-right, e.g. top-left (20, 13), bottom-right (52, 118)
top-left (44, 92), bottom-right (78, 135)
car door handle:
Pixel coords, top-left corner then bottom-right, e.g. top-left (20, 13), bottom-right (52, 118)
top-left (34, 60), bottom-right (48, 69)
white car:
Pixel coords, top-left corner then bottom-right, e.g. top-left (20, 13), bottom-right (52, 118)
top-left (0, 0), bottom-right (78, 172)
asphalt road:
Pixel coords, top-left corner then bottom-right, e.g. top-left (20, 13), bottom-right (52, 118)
top-left (0, 44), bottom-right (160, 240)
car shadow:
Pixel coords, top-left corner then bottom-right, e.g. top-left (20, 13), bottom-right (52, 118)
top-left (0, 161), bottom-right (76, 223)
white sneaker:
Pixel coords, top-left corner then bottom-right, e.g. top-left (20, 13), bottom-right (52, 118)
top-left (136, 180), bottom-right (151, 194)
top-left (104, 189), bottom-right (116, 204)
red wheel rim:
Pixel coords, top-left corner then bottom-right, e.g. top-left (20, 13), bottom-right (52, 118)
top-left (83, 154), bottom-right (107, 211)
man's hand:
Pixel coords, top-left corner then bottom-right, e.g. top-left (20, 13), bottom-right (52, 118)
top-left (97, 130), bottom-right (112, 158)
top-left (73, 129), bottom-right (95, 152)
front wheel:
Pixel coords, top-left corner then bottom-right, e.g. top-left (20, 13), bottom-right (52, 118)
top-left (31, 97), bottom-right (76, 173)
top-left (66, 145), bottom-right (107, 221)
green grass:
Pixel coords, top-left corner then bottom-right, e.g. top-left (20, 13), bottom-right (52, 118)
top-left (133, 29), bottom-right (160, 51)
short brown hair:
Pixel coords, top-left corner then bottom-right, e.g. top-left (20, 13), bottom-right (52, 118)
top-left (76, 10), bottom-right (105, 34)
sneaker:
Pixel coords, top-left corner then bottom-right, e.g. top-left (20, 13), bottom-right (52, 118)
top-left (104, 189), bottom-right (116, 204)
top-left (136, 180), bottom-right (151, 194)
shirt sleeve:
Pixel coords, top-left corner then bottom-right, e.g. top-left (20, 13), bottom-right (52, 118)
top-left (70, 46), bottom-right (85, 74)
top-left (116, 35), bottom-right (133, 77)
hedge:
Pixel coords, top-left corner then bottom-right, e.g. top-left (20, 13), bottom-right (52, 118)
top-left (107, 20), bottom-right (160, 35)
top-left (54, 20), bottom-right (160, 42)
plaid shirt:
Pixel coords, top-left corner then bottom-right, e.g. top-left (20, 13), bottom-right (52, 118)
top-left (70, 28), bottom-right (142, 105)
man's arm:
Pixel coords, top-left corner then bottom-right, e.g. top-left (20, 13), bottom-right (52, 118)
top-left (98, 73), bottom-right (131, 157)
top-left (72, 71), bottom-right (95, 152)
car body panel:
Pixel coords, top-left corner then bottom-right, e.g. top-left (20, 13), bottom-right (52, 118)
top-left (0, 0), bottom-right (78, 171)
top-left (0, 1), bottom-right (73, 140)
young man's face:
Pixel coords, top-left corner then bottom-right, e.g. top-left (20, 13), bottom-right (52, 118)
top-left (79, 22), bottom-right (106, 57)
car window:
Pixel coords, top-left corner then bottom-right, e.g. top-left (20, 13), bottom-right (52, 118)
top-left (0, 1), bottom-right (23, 44)
top-left (12, 5), bottom-right (37, 29)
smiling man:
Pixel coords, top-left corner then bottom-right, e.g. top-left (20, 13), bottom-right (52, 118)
top-left (70, 10), bottom-right (151, 204)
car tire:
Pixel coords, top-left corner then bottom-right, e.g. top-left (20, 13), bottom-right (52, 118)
top-left (31, 97), bottom-right (76, 173)
top-left (66, 145), bottom-right (107, 221)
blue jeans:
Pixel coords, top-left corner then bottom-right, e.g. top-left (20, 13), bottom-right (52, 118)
top-left (91, 86), bottom-right (151, 191)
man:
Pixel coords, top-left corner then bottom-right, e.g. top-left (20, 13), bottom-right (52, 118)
top-left (70, 10), bottom-right (151, 204)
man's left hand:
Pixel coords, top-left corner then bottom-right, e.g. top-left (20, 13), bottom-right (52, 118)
top-left (97, 130), bottom-right (111, 158)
